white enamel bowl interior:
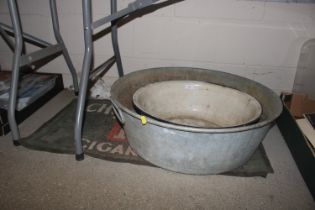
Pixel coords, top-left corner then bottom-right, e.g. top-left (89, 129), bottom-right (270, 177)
top-left (133, 80), bottom-right (262, 128)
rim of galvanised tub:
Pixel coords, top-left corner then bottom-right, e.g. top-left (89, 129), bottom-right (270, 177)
top-left (110, 67), bottom-right (283, 134)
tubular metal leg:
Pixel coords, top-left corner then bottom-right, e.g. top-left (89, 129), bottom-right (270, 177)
top-left (74, 0), bottom-right (94, 160)
top-left (7, 0), bottom-right (22, 145)
top-left (50, 0), bottom-right (79, 95)
top-left (111, 0), bottom-right (124, 77)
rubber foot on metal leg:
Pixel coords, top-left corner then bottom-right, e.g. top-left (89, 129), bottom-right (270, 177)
top-left (13, 140), bottom-right (21, 146)
top-left (75, 153), bottom-right (84, 161)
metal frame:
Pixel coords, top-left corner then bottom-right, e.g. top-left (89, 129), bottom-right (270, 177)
top-left (74, 0), bottom-right (161, 160)
top-left (1, 0), bottom-right (162, 160)
top-left (1, 0), bottom-right (79, 145)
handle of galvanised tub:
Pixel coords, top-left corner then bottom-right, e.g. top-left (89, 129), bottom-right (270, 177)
top-left (110, 99), bottom-right (125, 124)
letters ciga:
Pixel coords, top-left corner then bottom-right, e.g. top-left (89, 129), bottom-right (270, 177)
top-left (82, 138), bottom-right (138, 157)
top-left (86, 103), bottom-right (113, 115)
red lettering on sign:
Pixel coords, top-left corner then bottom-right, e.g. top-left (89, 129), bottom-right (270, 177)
top-left (107, 122), bottom-right (127, 142)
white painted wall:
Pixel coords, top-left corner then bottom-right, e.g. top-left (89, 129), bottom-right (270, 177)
top-left (0, 0), bottom-right (315, 94)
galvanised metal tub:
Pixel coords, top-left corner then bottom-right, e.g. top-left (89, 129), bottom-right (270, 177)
top-left (110, 67), bottom-right (283, 175)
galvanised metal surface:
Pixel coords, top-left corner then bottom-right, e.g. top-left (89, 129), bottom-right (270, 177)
top-left (110, 67), bottom-right (283, 174)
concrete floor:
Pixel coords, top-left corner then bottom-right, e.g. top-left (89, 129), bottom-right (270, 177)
top-left (0, 91), bottom-right (314, 210)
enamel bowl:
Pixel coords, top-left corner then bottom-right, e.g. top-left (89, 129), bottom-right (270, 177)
top-left (133, 80), bottom-right (262, 128)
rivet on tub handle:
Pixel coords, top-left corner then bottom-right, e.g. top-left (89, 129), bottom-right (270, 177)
top-left (110, 99), bottom-right (125, 125)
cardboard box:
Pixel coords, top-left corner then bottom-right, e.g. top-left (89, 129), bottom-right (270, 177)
top-left (281, 92), bottom-right (315, 118)
top-left (277, 92), bottom-right (315, 200)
